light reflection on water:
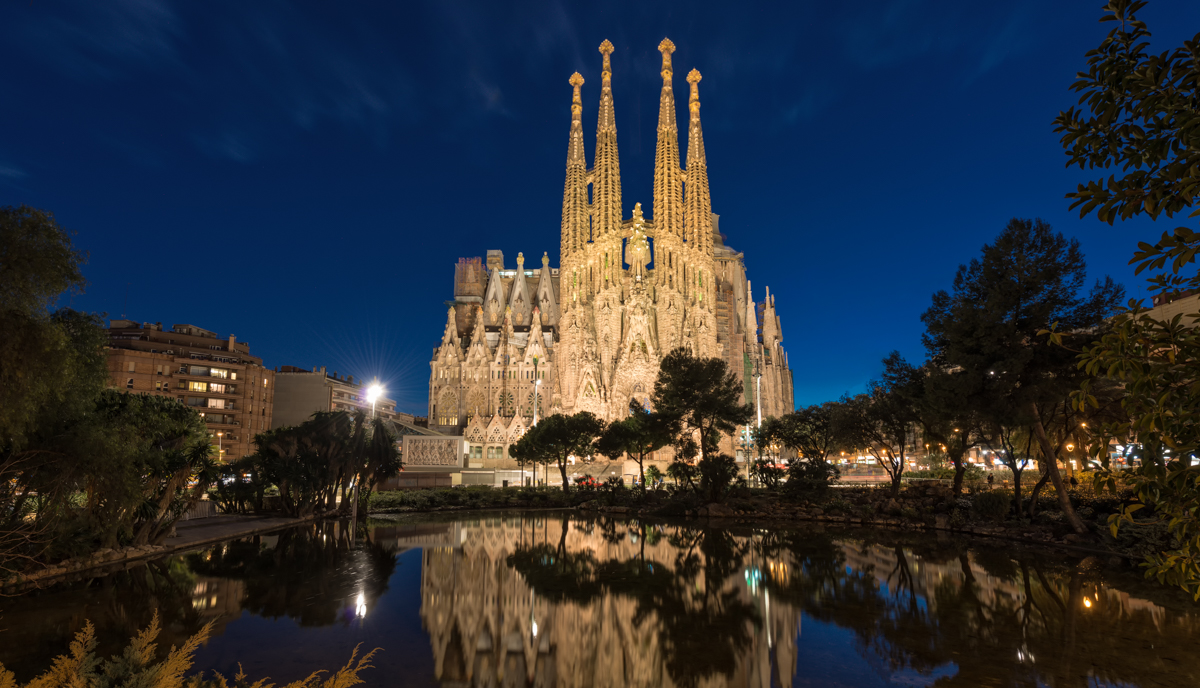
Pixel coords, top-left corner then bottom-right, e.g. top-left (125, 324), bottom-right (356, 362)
top-left (1, 514), bottom-right (1198, 688)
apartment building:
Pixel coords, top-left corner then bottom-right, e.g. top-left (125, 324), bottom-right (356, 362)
top-left (272, 365), bottom-right (410, 429)
top-left (105, 320), bottom-right (275, 461)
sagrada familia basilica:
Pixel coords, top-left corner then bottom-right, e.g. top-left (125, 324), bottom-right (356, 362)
top-left (427, 39), bottom-right (793, 469)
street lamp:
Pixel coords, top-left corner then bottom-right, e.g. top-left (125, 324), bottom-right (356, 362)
top-left (532, 356), bottom-right (540, 427)
top-left (366, 383), bottom-right (383, 418)
top-left (217, 431), bottom-right (224, 459)
top-left (354, 381), bottom-right (385, 535)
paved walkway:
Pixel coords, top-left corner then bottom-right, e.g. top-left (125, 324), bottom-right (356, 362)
top-left (164, 514), bottom-right (309, 552)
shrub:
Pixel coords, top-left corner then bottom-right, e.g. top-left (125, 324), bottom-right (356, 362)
top-left (698, 454), bottom-right (739, 503)
top-left (750, 459), bottom-right (785, 489)
top-left (972, 490), bottom-right (1012, 522)
top-left (644, 465), bottom-right (664, 490)
top-left (785, 460), bottom-right (840, 496)
top-left (905, 466), bottom-right (986, 481)
top-left (823, 497), bottom-right (853, 515)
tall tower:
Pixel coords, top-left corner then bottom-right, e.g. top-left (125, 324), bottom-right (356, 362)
top-left (652, 38), bottom-right (684, 242)
top-left (561, 72), bottom-right (588, 260)
top-left (592, 40), bottom-right (623, 241)
top-left (685, 68), bottom-right (714, 260)
top-left (560, 72), bottom-right (589, 310)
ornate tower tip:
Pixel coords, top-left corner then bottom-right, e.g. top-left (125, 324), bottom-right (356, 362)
top-left (658, 38), bottom-right (675, 54)
top-left (687, 69), bottom-right (702, 84)
top-left (569, 72), bottom-right (584, 87)
top-left (599, 39), bottom-right (614, 55)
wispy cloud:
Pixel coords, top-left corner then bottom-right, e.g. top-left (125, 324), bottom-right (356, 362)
top-left (0, 163), bottom-right (27, 179)
top-left (193, 131), bottom-right (255, 164)
top-left (11, 0), bottom-right (182, 78)
top-left (968, 10), bottom-right (1031, 83)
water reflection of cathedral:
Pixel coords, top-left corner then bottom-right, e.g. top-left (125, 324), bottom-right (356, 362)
top-left (412, 516), bottom-right (1200, 688)
top-left (417, 517), bottom-right (800, 688)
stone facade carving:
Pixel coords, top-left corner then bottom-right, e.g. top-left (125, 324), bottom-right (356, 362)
top-left (403, 436), bottom-right (464, 468)
top-left (428, 39), bottom-right (794, 468)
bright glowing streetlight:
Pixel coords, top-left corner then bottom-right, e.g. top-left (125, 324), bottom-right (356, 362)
top-left (366, 382), bottom-right (383, 418)
top-left (353, 380), bottom-right (385, 536)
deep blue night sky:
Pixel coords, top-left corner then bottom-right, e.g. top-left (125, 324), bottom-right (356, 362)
top-left (2, 1), bottom-right (1197, 414)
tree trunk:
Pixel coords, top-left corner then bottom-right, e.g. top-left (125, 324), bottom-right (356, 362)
top-left (1010, 463), bottom-right (1023, 517)
top-left (1027, 467), bottom-right (1051, 519)
top-left (950, 450), bottom-right (967, 495)
top-left (558, 458), bottom-right (570, 493)
top-left (1029, 404), bottom-right (1087, 534)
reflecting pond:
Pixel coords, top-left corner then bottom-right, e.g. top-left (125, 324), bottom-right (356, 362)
top-left (2, 513), bottom-right (1198, 687)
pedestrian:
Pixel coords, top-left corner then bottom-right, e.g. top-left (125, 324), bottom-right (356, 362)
top-left (987, 473), bottom-right (994, 488)
top-left (1069, 475), bottom-right (1079, 487)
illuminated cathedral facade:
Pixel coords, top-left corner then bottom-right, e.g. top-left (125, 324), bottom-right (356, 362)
top-left (428, 39), bottom-right (794, 468)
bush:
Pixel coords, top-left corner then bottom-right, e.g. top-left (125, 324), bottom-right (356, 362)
top-left (698, 454), bottom-right (739, 503)
top-left (785, 460), bottom-right (840, 496)
top-left (905, 466), bottom-right (986, 481)
top-left (644, 465), bottom-right (664, 490)
top-left (823, 497), bottom-right (853, 515)
top-left (750, 459), bottom-right (785, 489)
top-left (972, 490), bottom-right (1012, 522)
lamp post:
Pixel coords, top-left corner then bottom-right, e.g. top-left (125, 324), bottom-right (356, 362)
top-left (217, 431), bottom-right (224, 460)
top-left (352, 382), bottom-right (384, 536)
top-left (532, 357), bottom-right (540, 427)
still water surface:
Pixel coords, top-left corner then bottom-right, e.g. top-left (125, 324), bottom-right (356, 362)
top-left (1, 513), bottom-right (1198, 687)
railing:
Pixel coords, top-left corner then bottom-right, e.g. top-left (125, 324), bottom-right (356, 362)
top-left (178, 500), bottom-right (217, 521)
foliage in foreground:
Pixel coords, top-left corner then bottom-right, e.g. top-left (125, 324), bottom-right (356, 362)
top-left (1053, 1), bottom-right (1200, 596)
top-left (0, 613), bottom-right (376, 688)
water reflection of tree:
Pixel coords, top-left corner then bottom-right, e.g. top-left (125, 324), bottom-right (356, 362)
top-left (508, 515), bottom-right (760, 688)
top-left (757, 528), bottom-right (1200, 688)
top-left (186, 520), bottom-right (397, 627)
top-left (0, 555), bottom-right (203, 681)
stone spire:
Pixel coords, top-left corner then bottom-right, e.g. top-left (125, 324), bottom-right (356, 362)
top-left (592, 40), bottom-right (623, 238)
top-left (561, 72), bottom-right (589, 259)
top-left (652, 38), bottom-right (684, 241)
top-left (684, 69), bottom-right (713, 255)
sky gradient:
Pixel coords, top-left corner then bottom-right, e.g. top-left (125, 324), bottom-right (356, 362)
top-left (2, 0), bottom-right (1197, 414)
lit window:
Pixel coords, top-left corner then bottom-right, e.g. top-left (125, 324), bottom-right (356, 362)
top-left (127, 362), bottom-right (136, 373)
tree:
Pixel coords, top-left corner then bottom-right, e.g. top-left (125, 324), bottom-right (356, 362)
top-left (1054, 1), bottom-right (1200, 595)
top-left (509, 412), bottom-right (605, 493)
top-left (0, 206), bottom-right (103, 451)
top-left (922, 218), bottom-right (1124, 531)
top-left (921, 366), bottom-right (986, 494)
top-left (1053, 0), bottom-right (1199, 297)
top-left (596, 399), bottom-right (672, 490)
top-left (652, 348), bottom-right (754, 462)
top-left (79, 391), bottom-right (215, 548)
top-left (756, 402), bottom-right (845, 465)
top-left (652, 348), bottom-right (753, 503)
top-left (842, 355), bottom-right (924, 497)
